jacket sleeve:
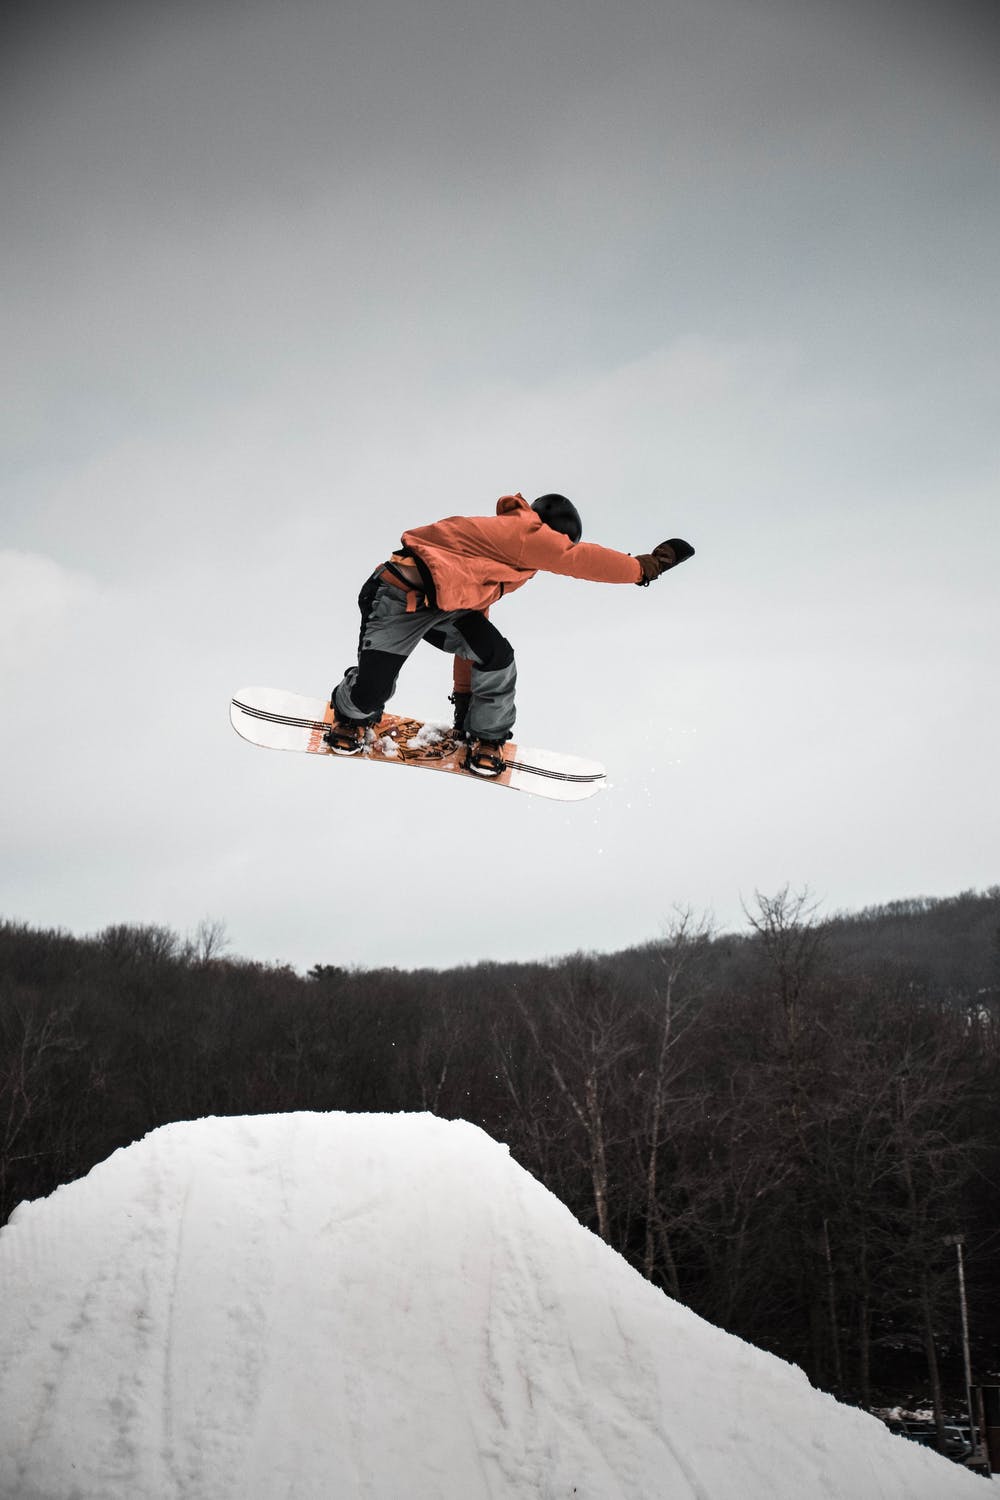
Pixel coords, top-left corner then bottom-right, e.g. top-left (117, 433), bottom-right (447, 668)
top-left (521, 526), bottom-right (642, 585)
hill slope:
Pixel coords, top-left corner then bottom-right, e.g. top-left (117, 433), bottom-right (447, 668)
top-left (0, 1112), bottom-right (986, 1499)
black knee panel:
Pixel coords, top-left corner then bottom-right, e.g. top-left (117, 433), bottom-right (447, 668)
top-left (354, 649), bottom-right (407, 714)
top-left (455, 613), bottom-right (515, 671)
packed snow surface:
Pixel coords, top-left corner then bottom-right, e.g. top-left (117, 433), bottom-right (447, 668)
top-left (0, 1112), bottom-right (987, 1499)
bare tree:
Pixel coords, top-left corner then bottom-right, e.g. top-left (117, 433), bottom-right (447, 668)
top-left (0, 994), bottom-right (80, 1214)
top-left (184, 918), bottom-right (230, 966)
top-left (510, 957), bottom-right (642, 1241)
top-left (636, 908), bottom-right (712, 1287)
top-left (744, 886), bottom-right (826, 1062)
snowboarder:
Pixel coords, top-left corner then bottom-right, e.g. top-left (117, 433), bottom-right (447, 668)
top-left (327, 493), bottom-right (694, 776)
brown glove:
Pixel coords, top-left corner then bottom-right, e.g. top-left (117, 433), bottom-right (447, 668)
top-left (635, 538), bottom-right (695, 584)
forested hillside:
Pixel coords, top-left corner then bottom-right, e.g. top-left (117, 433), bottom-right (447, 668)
top-left (3, 887), bottom-right (998, 1421)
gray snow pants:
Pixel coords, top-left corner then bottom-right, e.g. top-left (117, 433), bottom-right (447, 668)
top-left (332, 571), bottom-right (517, 741)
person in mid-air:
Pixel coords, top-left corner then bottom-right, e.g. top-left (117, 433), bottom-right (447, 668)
top-left (327, 492), bottom-right (694, 777)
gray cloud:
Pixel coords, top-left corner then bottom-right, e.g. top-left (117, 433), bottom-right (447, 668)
top-left (2, 0), bottom-right (997, 967)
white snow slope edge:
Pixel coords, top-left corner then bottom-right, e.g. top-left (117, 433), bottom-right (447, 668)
top-left (0, 1112), bottom-right (986, 1500)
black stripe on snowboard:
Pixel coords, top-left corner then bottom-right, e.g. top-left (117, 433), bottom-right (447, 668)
top-left (233, 699), bottom-right (326, 732)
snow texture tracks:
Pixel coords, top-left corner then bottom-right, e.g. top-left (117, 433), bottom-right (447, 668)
top-left (0, 1112), bottom-right (988, 1500)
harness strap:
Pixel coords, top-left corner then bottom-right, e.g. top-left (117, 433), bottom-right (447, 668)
top-left (395, 545), bottom-right (438, 610)
top-left (379, 559), bottom-right (427, 613)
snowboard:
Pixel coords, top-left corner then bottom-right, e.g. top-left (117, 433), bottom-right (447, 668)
top-left (230, 687), bottom-right (607, 802)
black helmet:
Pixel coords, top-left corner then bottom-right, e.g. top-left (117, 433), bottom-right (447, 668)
top-left (531, 493), bottom-right (582, 544)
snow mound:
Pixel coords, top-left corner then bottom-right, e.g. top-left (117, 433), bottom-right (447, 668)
top-left (0, 1112), bottom-right (986, 1500)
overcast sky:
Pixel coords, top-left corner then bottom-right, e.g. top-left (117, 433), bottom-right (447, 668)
top-left (2, 0), bottom-right (998, 971)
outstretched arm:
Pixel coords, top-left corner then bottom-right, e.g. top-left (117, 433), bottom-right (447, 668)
top-left (524, 526), bottom-right (695, 585)
top-left (523, 527), bottom-right (642, 584)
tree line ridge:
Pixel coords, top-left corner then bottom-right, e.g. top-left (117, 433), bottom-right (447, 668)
top-left (2, 885), bottom-right (998, 1435)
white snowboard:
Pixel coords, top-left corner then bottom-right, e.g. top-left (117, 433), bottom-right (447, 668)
top-left (230, 687), bottom-right (607, 802)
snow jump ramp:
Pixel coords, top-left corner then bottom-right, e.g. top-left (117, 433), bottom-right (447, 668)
top-left (0, 1112), bottom-right (986, 1500)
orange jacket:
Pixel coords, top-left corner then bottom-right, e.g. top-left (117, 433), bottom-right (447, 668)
top-left (400, 493), bottom-right (641, 613)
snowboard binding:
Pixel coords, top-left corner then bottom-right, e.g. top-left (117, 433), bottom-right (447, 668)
top-left (324, 723), bottom-right (366, 755)
top-left (464, 738), bottom-right (507, 779)
top-left (324, 697), bottom-right (368, 756)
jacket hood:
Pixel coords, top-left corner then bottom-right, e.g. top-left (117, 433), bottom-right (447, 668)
top-left (496, 493), bottom-right (532, 516)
